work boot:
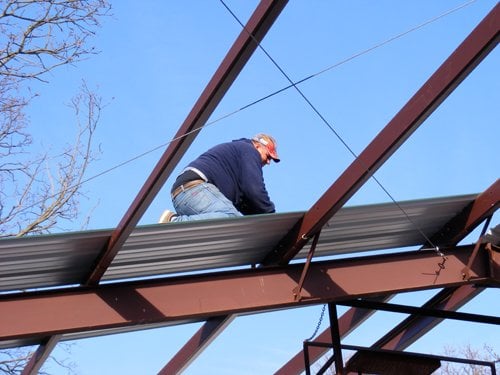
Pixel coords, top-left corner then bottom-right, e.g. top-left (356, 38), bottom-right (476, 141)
top-left (159, 210), bottom-right (177, 223)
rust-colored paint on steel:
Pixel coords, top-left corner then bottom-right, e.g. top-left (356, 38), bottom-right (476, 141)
top-left (85, 0), bottom-right (289, 285)
top-left (263, 4), bottom-right (500, 266)
top-left (22, 3), bottom-right (290, 373)
top-left (376, 285), bottom-right (483, 351)
top-left (21, 335), bottom-right (61, 375)
top-left (153, 2), bottom-right (291, 372)
top-left (489, 244), bottom-right (500, 279)
top-left (274, 178), bottom-right (499, 374)
top-left (367, 181), bottom-right (500, 350)
top-left (158, 315), bottom-right (235, 375)
top-left (428, 179), bottom-right (500, 247)
top-left (344, 285), bottom-right (486, 369)
top-left (0, 244), bottom-right (495, 342)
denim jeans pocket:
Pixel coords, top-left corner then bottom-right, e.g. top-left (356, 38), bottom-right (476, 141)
top-left (173, 183), bottom-right (241, 217)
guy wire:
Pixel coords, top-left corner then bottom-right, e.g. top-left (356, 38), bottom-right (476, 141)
top-left (16, 1), bottom-right (477, 240)
top-left (218, 0), bottom-right (471, 251)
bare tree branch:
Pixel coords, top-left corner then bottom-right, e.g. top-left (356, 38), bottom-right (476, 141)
top-left (0, 0), bottom-right (111, 81)
top-left (0, 343), bottom-right (77, 375)
top-left (437, 343), bottom-right (499, 375)
top-left (0, 81), bottom-right (104, 237)
top-left (0, 0), bottom-right (110, 372)
top-left (0, 0), bottom-right (110, 238)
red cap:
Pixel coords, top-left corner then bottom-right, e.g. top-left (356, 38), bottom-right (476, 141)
top-left (253, 133), bottom-right (280, 162)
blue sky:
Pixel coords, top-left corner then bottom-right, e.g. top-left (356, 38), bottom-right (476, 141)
top-left (22, 1), bottom-right (499, 374)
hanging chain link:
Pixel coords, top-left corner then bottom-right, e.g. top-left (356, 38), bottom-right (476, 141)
top-left (305, 304), bottom-right (327, 342)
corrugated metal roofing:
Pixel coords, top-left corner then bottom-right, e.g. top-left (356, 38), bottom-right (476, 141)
top-left (0, 194), bottom-right (476, 293)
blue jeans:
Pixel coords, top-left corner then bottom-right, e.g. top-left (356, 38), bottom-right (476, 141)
top-left (171, 182), bottom-right (242, 222)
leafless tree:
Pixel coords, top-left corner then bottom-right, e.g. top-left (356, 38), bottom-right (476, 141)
top-left (1, 0), bottom-right (110, 80)
top-left (0, 0), bottom-right (110, 373)
top-left (0, 345), bottom-right (75, 375)
top-left (0, 0), bottom-right (110, 237)
top-left (0, 348), bottom-right (31, 375)
top-left (0, 81), bottom-right (104, 237)
top-left (436, 344), bottom-right (499, 375)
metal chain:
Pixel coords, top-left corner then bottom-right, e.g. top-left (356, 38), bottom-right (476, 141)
top-left (305, 304), bottom-right (327, 342)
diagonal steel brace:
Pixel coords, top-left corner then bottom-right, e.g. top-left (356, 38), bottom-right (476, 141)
top-left (462, 216), bottom-right (492, 281)
top-left (293, 231), bottom-right (321, 301)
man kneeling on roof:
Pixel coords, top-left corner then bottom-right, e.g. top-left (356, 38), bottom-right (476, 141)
top-left (159, 133), bottom-right (280, 223)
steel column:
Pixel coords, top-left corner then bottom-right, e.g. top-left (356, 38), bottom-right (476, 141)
top-left (328, 304), bottom-right (344, 375)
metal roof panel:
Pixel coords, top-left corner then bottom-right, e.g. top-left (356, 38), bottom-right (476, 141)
top-left (0, 194), bottom-right (476, 292)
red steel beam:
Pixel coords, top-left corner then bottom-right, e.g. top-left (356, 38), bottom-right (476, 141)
top-left (374, 284), bottom-right (483, 351)
top-left (347, 182), bottom-right (500, 363)
top-left (275, 178), bottom-right (499, 374)
top-left (343, 285), bottom-right (484, 370)
top-left (263, 3), bottom-right (500, 266)
top-left (22, 2), bottom-right (290, 373)
top-left (426, 179), bottom-right (500, 247)
top-left (425, 180), bottom-right (500, 247)
top-left (173, 3), bottom-right (500, 374)
top-left (0, 244), bottom-right (497, 343)
top-left (363, 180), bottom-right (500, 349)
top-left (169, 4), bottom-right (500, 370)
top-left (152, 2), bottom-right (290, 373)
top-left (20, 335), bottom-right (61, 375)
top-left (157, 315), bottom-right (236, 375)
top-left (85, 0), bottom-right (289, 285)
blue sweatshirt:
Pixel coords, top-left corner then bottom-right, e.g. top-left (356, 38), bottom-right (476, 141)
top-left (187, 138), bottom-right (275, 214)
